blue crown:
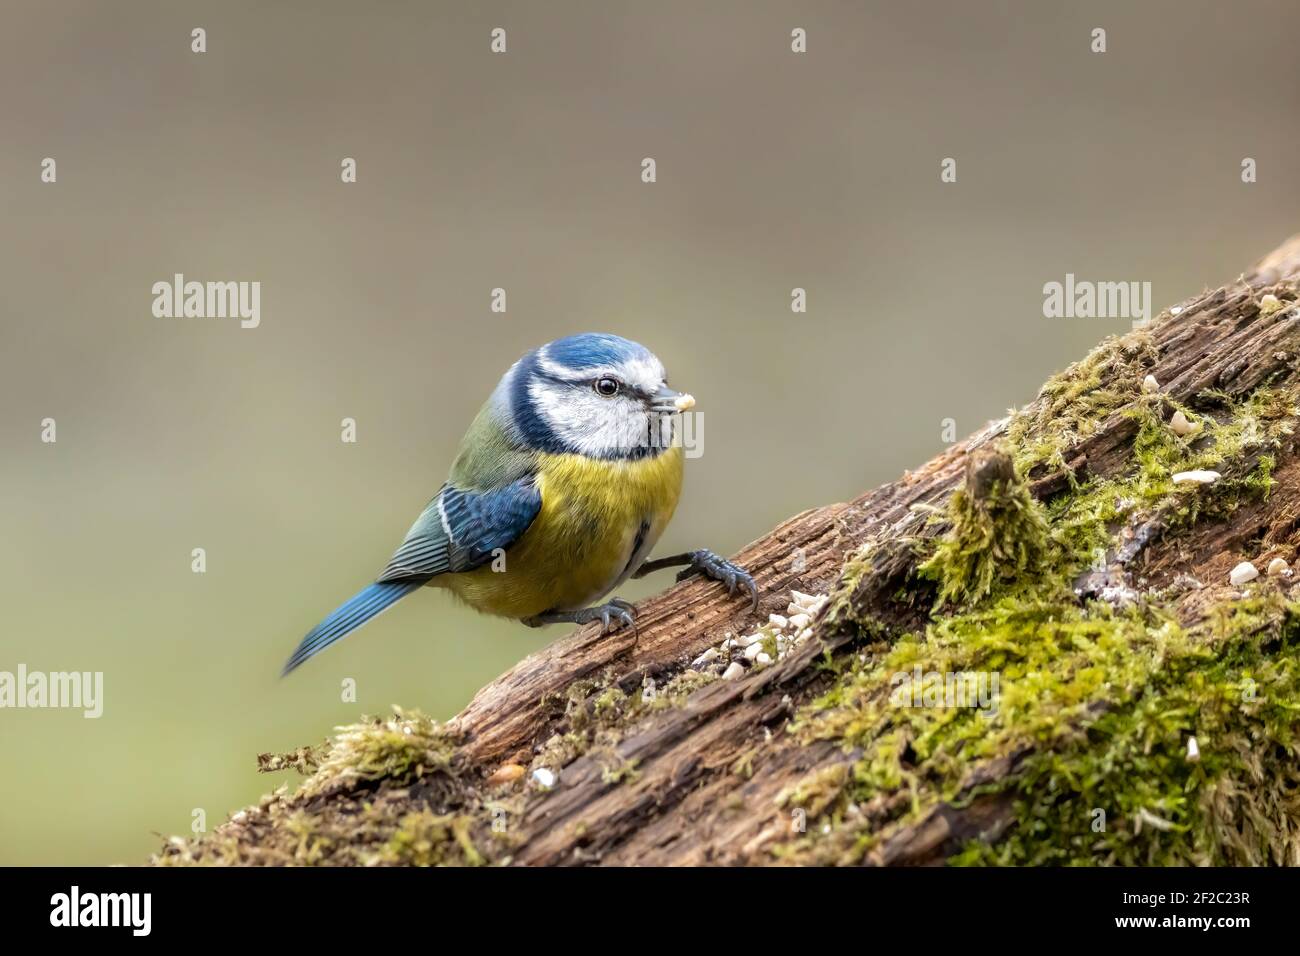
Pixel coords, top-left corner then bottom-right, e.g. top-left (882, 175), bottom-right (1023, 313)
top-left (542, 333), bottom-right (653, 373)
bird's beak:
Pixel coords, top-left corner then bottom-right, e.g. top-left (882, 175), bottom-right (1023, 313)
top-left (650, 384), bottom-right (695, 414)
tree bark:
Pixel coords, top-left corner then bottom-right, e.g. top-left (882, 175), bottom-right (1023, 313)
top-left (158, 233), bottom-right (1300, 867)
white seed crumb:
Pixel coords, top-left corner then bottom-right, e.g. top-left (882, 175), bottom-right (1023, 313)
top-left (1170, 410), bottom-right (1198, 437)
top-left (768, 613), bottom-right (789, 629)
top-left (531, 768), bottom-right (556, 788)
top-left (1259, 293), bottom-right (1283, 316)
top-left (1186, 736), bottom-right (1200, 762)
top-left (755, 652), bottom-right (772, 666)
top-left (795, 627), bottom-right (812, 642)
top-left (1229, 561), bottom-right (1259, 586)
top-left (787, 613), bottom-right (811, 630)
top-left (692, 647), bottom-right (720, 667)
top-left (1142, 374), bottom-right (1160, 393)
top-left (1172, 470), bottom-right (1221, 485)
top-left (1170, 305), bottom-right (1183, 315)
top-left (722, 662), bottom-right (745, 681)
top-left (790, 590), bottom-right (816, 606)
top-left (743, 642), bottom-right (766, 660)
top-left (736, 632), bottom-right (764, 648)
top-left (1267, 557), bottom-right (1290, 577)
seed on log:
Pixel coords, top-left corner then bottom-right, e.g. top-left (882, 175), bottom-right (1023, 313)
top-left (487, 764), bottom-right (526, 786)
top-left (531, 768), bottom-right (557, 788)
top-left (1170, 411), bottom-right (1199, 436)
top-left (692, 647), bottom-right (720, 669)
top-left (1229, 561), bottom-right (1259, 585)
top-left (1172, 470), bottom-right (1220, 485)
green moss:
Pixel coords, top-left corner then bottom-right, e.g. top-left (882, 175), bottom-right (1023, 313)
top-left (776, 590), bottom-right (1300, 865)
top-left (1008, 329), bottom-right (1157, 477)
top-left (962, 595), bottom-right (1300, 865)
top-left (382, 810), bottom-right (484, 867)
top-left (917, 447), bottom-right (1050, 609)
top-left (153, 710), bottom-right (504, 867)
top-left (1045, 389), bottom-right (1292, 569)
top-left (298, 708), bottom-right (459, 799)
top-left (916, 388), bottom-right (1293, 621)
top-left (774, 380), bottom-right (1300, 866)
top-left (257, 745), bottom-right (323, 776)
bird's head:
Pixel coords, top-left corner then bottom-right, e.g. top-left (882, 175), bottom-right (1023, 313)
top-left (503, 333), bottom-right (694, 459)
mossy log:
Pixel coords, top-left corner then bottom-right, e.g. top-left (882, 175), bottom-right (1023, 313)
top-left (158, 235), bottom-right (1300, 866)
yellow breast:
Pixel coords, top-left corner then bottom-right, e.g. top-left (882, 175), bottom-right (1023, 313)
top-left (439, 446), bottom-right (684, 619)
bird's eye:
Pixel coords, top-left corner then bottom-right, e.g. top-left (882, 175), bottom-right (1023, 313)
top-left (593, 377), bottom-right (621, 397)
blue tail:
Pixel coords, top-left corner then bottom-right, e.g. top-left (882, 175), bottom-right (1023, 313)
top-left (281, 579), bottom-right (427, 675)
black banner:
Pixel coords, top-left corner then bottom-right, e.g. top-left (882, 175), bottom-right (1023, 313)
top-left (0, 866), bottom-right (1274, 941)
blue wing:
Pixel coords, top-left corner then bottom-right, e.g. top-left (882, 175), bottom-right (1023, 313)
top-left (376, 477), bottom-right (541, 581)
top-left (281, 476), bottom-right (541, 675)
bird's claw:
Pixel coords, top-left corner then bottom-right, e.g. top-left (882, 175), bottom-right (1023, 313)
top-left (675, 549), bottom-right (759, 611)
top-left (587, 599), bottom-right (636, 634)
top-left (523, 598), bottom-right (635, 633)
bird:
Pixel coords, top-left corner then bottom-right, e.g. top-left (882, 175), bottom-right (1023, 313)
top-left (281, 332), bottom-right (758, 675)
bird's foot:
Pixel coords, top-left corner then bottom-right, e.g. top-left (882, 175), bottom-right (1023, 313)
top-left (524, 598), bottom-right (636, 634)
top-left (675, 549), bottom-right (759, 610)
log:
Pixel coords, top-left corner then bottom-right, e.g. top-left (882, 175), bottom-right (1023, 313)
top-left (155, 234), bottom-right (1300, 867)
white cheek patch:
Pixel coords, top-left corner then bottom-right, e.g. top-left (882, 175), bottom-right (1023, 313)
top-left (529, 380), bottom-right (653, 457)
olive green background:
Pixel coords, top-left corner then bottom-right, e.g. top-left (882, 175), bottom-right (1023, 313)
top-left (3, 1), bottom-right (1299, 864)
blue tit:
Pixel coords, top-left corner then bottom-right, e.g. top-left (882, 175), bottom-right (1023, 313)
top-left (281, 332), bottom-right (757, 674)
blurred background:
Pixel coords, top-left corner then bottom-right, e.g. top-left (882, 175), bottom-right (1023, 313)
top-left (2, 0), bottom-right (1298, 865)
